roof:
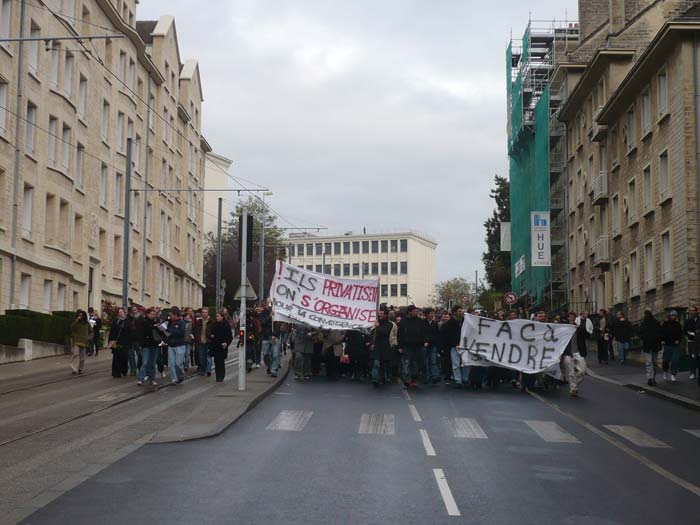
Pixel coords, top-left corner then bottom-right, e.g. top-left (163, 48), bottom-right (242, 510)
top-left (285, 230), bottom-right (438, 247)
top-left (135, 21), bottom-right (157, 44)
top-left (180, 59), bottom-right (204, 102)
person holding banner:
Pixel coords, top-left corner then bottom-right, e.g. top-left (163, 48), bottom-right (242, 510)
top-left (563, 312), bottom-right (586, 397)
top-left (293, 324), bottom-right (316, 380)
top-left (441, 305), bottom-right (466, 388)
top-left (370, 309), bottom-right (398, 386)
top-left (397, 306), bottom-right (428, 388)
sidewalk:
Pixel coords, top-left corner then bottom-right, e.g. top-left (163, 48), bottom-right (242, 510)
top-left (587, 349), bottom-right (700, 411)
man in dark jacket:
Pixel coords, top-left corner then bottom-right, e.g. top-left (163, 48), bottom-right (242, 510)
top-left (108, 308), bottom-right (131, 378)
top-left (160, 308), bottom-right (187, 384)
top-left (683, 305), bottom-right (699, 381)
top-left (424, 308), bottom-right (441, 384)
top-left (397, 305), bottom-right (427, 388)
top-left (595, 309), bottom-right (610, 364)
top-left (612, 312), bottom-right (633, 364)
top-left (193, 307), bottom-right (215, 376)
top-left (661, 310), bottom-right (683, 382)
top-left (639, 309), bottom-right (662, 386)
top-left (127, 306), bottom-right (147, 376)
top-left (370, 309), bottom-right (398, 386)
top-left (441, 305), bottom-right (466, 387)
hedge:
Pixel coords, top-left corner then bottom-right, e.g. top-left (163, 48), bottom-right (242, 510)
top-left (0, 310), bottom-right (72, 347)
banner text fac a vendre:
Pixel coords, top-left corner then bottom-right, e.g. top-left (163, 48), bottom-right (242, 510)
top-left (270, 261), bottom-right (380, 330)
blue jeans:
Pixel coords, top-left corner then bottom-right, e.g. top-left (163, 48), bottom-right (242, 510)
top-left (168, 345), bottom-right (187, 382)
top-left (139, 346), bottom-right (159, 382)
top-left (196, 343), bottom-right (211, 374)
top-left (425, 346), bottom-right (440, 381)
top-left (617, 341), bottom-right (630, 362)
top-left (450, 347), bottom-right (470, 385)
top-left (128, 344), bottom-right (141, 375)
top-left (262, 339), bottom-right (280, 374)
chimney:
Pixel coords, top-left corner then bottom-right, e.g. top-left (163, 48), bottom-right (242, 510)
top-left (610, 0), bottom-right (625, 34)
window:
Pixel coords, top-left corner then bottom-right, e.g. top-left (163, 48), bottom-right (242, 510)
top-left (61, 124), bottom-right (71, 172)
top-left (306, 243), bottom-right (312, 256)
top-left (315, 265), bottom-right (322, 273)
top-left (146, 202), bottom-right (152, 238)
top-left (50, 42), bottom-right (59, 87)
top-left (381, 240), bottom-right (388, 253)
top-left (20, 274), bottom-right (31, 309)
top-left (315, 243), bottom-right (322, 256)
top-left (131, 191), bottom-right (139, 228)
top-left (22, 185), bottom-right (33, 238)
top-left (613, 261), bottom-right (622, 304)
top-left (63, 52), bottom-right (74, 96)
top-left (343, 241), bottom-right (350, 254)
top-left (659, 150), bottom-right (670, 199)
top-left (114, 173), bottom-right (123, 213)
top-left (381, 262), bottom-right (388, 275)
top-left (28, 21), bottom-right (40, 73)
top-left (57, 283), bottom-right (66, 310)
top-left (0, 80), bottom-right (6, 134)
top-left (611, 194), bottom-right (620, 235)
top-left (362, 262), bottom-right (369, 276)
top-left (372, 240), bottom-right (379, 253)
top-left (101, 100), bottom-right (110, 141)
top-left (628, 179), bottom-right (637, 225)
top-left (288, 244), bottom-right (295, 257)
top-left (371, 262), bottom-right (378, 275)
top-left (626, 107), bottom-right (635, 150)
top-left (400, 239), bottom-right (408, 252)
top-left (116, 112), bottom-right (124, 151)
top-left (390, 262), bottom-right (398, 275)
top-left (390, 284), bottom-right (398, 297)
top-left (362, 241), bottom-right (369, 254)
top-left (47, 117), bottom-right (58, 166)
top-left (119, 51), bottom-right (127, 84)
top-left (128, 59), bottom-right (135, 91)
top-left (99, 163), bottom-right (107, 205)
top-left (662, 231), bottom-right (672, 282)
top-left (400, 284), bottom-right (408, 297)
top-left (353, 241), bottom-right (360, 254)
top-left (645, 241), bottom-right (655, 290)
top-left (148, 93), bottom-right (155, 129)
top-left (658, 69), bottom-right (668, 116)
top-left (297, 244), bottom-right (304, 256)
top-left (334, 264), bottom-right (341, 276)
top-left (643, 165), bottom-right (652, 213)
top-left (343, 263), bottom-right (350, 276)
top-left (75, 144), bottom-right (84, 187)
top-left (324, 265), bottom-right (331, 274)
top-left (334, 242), bottom-right (341, 255)
top-left (630, 251), bottom-right (639, 297)
top-left (25, 102), bottom-right (36, 153)
top-left (381, 284), bottom-right (388, 297)
top-left (78, 75), bottom-right (87, 117)
top-left (63, 0), bottom-right (74, 19)
top-left (400, 261), bottom-right (407, 274)
top-left (324, 242), bottom-right (331, 255)
top-left (0, 0), bottom-right (11, 45)
top-left (390, 240), bottom-right (398, 253)
top-left (134, 134), bottom-right (141, 170)
top-left (352, 263), bottom-right (360, 276)
top-left (641, 90), bottom-right (650, 133)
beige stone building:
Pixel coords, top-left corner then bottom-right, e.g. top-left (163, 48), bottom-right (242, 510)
top-left (0, 1), bottom-right (209, 313)
top-left (286, 231), bottom-right (437, 307)
top-left (556, 0), bottom-right (700, 318)
top-left (203, 152), bottom-right (233, 235)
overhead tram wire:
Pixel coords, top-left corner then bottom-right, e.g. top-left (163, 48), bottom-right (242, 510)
top-left (14, 0), bottom-right (126, 35)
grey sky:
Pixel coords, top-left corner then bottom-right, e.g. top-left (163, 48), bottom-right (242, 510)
top-left (139, 0), bottom-right (578, 283)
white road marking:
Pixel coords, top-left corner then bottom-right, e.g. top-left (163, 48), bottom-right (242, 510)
top-left (684, 429), bottom-right (700, 439)
top-left (358, 414), bottom-right (395, 435)
top-left (444, 417), bottom-right (488, 439)
top-left (88, 393), bottom-right (131, 402)
top-left (419, 429), bottom-right (436, 456)
top-left (266, 410), bottom-right (313, 432)
top-left (525, 420), bottom-right (580, 443)
top-left (402, 389), bottom-right (411, 401)
top-left (408, 404), bottom-right (422, 422)
top-left (433, 469), bottom-right (461, 516)
top-left (273, 392), bottom-right (294, 395)
top-left (603, 425), bottom-right (670, 448)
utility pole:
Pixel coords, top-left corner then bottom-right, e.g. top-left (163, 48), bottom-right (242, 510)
top-left (216, 197), bottom-right (223, 312)
top-left (141, 78), bottom-right (152, 304)
top-left (239, 207), bottom-right (248, 391)
top-left (259, 196), bottom-right (265, 303)
top-left (121, 138), bottom-right (132, 308)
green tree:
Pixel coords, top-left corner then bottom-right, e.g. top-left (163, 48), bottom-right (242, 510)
top-left (433, 278), bottom-right (474, 310)
top-left (482, 175), bottom-right (511, 292)
top-left (202, 196), bottom-right (285, 307)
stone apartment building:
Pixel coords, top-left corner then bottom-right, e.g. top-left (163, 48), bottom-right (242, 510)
top-left (0, 0), bottom-right (209, 313)
top-left (556, 0), bottom-right (700, 319)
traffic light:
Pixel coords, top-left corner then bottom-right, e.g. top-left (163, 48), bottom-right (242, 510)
top-left (238, 329), bottom-right (245, 347)
top-left (238, 215), bottom-right (254, 262)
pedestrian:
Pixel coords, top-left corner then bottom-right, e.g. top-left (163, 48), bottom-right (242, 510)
top-left (183, 308), bottom-right (195, 371)
top-left (612, 311), bottom-right (632, 364)
top-left (370, 308), bottom-right (398, 386)
top-left (424, 308), bottom-right (441, 385)
top-left (683, 305), bottom-right (699, 381)
top-left (126, 305), bottom-right (146, 376)
top-left (194, 307), bottom-right (214, 376)
top-left (87, 307), bottom-right (101, 356)
top-left (209, 311), bottom-right (233, 382)
top-left (108, 308), bottom-right (130, 378)
top-left (323, 330), bottom-right (344, 380)
top-left (576, 310), bottom-right (592, 358)
top-left (138, 308), bottom-right (161, 386)
top-left (562, 312), bottom-right (586, 397)
top-left (596, 308), bottom-right (610, 364)
top-left (397, 305), bottom-right (427, 388)
top-left (259, 305), bottom-right (280, 377)
top-left (293, 324), bottom-right (315, 380)
top-left (243, 310), bottom-right (260, 373)
top-left (638, 308), bottom-right (662, 386)
top-left (70, 310), bottom-right (93, 375)
top-left (661, 310), bottom-right (682, 382)
top-left (442, 305), bottom-right (467, 388)
top-left (160, 308), bottom-right (187, 385)
top-left (345, 330), bottom-right (370, 381)
top-left (438, 311), bottom-right (453, 384)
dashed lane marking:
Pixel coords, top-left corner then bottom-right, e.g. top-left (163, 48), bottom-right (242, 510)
top-left (420, 429), bottom-right (436, 456)
top-left (408, 404), bottom-right (422, 422)
top-left (358, 414), bottom-right (395, 435)
top-left (684, 429), bottom-right (700, 439)
top-left (402, 389), bottom-right (412, 401)
top-left (433, 469), bottom-right (460, 516)
top-left (266, 410), bottom-right (313, 432)
top-left (603, 425), bottom-right (671, 449)
top-left (525, 420), bottom-right (580, 444)
top-left (444, 417), bottom-right (488, 439)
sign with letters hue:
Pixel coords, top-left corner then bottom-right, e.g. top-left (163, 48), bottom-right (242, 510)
top-left (458, 314), bottom-right (575, 374)
top-left (270, 261), bottom-right (379, 330)
top-left (530, 211), bottom-right (551, 267)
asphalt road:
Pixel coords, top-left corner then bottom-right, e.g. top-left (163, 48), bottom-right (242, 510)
top-left (19, 374), bottom-right (700, 525)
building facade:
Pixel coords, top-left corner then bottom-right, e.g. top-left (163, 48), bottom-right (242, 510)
top-left (203, 152), bottom-right (233, 236)
top-left (0, 1), bottom-right (208, 313)
top-left (285, 231), bottom-right (437, 307)
top-left (556, 0), bottom-right (700, 319)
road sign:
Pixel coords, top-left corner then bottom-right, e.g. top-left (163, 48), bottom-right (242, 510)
top-left (504, 292), bottom-right (517, 305)
top-left (234, 277), bottom-right (258, 301)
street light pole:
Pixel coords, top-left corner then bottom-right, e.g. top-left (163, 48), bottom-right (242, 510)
top-left (121, 138), bottom-right (132, 308)
top-left (259, 195), bottom-right (265, 303)
top-left (239, 207), bottom-right (248, 391)
top-left (216, 197), bottom-right (223, 312)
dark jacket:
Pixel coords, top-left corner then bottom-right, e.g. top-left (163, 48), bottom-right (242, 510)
top-left (258, 311), bottom-right (275, 340)
top-left (371, 319), bottom-right (397, 360)
top-left (575, 324), bottom-right (589, 357)
top-left (661, 319), bottom-right (683, 346)
top-left (209, 320), bottom-right (233, 349)
top-left (684, 316), bottom-right (700, 343)
top-left (142, 318), bottom-right (163, 348)
top-left (612, 319), bottom-right (633, 342)
top-left (638, 313), bottom-right (662, 352)
top-left (425, 319), bottom-right (440, 347)
top-left (108, 317), bottom-right (130, 347)
top-left (165, 319), bottom-right (187, 347)
top-left (126, 314), bottom-right (147, 345)
top-left (439, 317), bottom-right (463, 349)
top-left (397, 315), bottom-right (427, 348)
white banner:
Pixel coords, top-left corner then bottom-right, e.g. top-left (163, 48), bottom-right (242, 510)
top-left (500, 222), bottom-right (511, 252)
top-left (270, 261), bottom-right (379, 330)
top-left (458, 314), bottom-right (575, 374)
top-left (531, 211), bottom-right (551, 267)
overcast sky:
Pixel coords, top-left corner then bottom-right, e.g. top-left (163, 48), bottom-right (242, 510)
top-left (139, 0), bottom-right (578, 282)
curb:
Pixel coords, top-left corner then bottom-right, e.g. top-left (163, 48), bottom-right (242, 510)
top-left (149, 357), bottom-right (291, 444)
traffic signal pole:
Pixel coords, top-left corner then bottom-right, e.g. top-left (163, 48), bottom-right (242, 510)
top-left (238, 207), bottom-right (248, 391)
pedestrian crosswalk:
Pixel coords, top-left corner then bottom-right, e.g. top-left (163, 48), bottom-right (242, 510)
top-left (264, 410), bottom-right (688, 450)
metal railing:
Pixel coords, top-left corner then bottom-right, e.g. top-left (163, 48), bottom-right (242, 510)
top-left (593, 236), bottom-right (610, 266)
top-left (593, 171), bottom-right (608, 203)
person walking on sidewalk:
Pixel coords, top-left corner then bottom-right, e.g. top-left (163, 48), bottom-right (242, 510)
top-left (160, 308), bottom-right (187, 385)
top-left (138, 308), bottom-right (162, 386)
top-left (108, 308), bottom-right (130, 378)
top-left (683, 305), bottom-right (699, 381)
top-left (638, 308), bottom-right (662, 386)
top-left (661, 310), bottom-right (683, 382)
top-left (70, 310), bottom-right (93, 375)
top-left (612, 312), bottom-right (632, 364)
top-left (595, 309), bottom-right (610, 364)
top-left (563, 312), bottom-right (586, 397)
top-left (127, 306), bottom-right (146, 376)
top-left (209, 311), bottom-right (233, 382)
top-left (87, 307), bottom-right (101, 356)
top-left (194, 307), bottom-right (214, 376)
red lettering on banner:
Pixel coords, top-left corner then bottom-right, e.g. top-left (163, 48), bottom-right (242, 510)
top-left (301, 295), bottom-right (310, 308)
top-left (321, 279), bottom-right (378, 303)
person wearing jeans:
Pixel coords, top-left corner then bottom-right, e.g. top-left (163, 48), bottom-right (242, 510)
top-left (439, 305), bottom-right (465, 387)
top-left (160, 308), bottom-right (187, 384)
top-left (638, 308), bottom-right (662, 387)
top-left (612, 311), bottom-right (632, 364)
top-left (138, 308), bottom-right (161, 386)
top-left (263, 336), bottom-right (281, 377)
top-left (661, 310), bottom-right (683, 382)
top-left (370, 309), bottom-right (397, 386)
top-left (194, 307), bottom-right (214, 376)
top-left (424, 309), bottom-right (441, 384)
top-left (397, 306), bottom-right (427, 388)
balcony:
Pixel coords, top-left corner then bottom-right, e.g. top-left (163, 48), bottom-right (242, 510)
top-left (593, 236), bottom-right (610, 268)
top-left (551, 224), bottom-right (565, 252)
top-left (593, 171), bottom-right (609, 205)
top-left (550, 151), bottom-right (565, 177)
top-left (550, 196), bottom-right (564, 216)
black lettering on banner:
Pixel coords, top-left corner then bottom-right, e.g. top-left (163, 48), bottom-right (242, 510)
top-left (496, 322), bottom-right (512, 339)
top-left (477, 318), bottom-right (491, 335)
top-left (542, 325), bottom-right (559, 343)
top-left (520, 323), bottom-right (536, 342)
top-left (492, 342), bottom-right (506, 362)
top-left (275, 283), bottom-right (297, 302)
top-left (295, 307), bottom-right (307, 318)
top-left (527, 345), bottom-right (538, 369)
top-left (508, 344), bottom-right (522, 364)
top-left (475, 342), bottom-right (490, 356)
top-left (540, 347), bottom-right (555, 369)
